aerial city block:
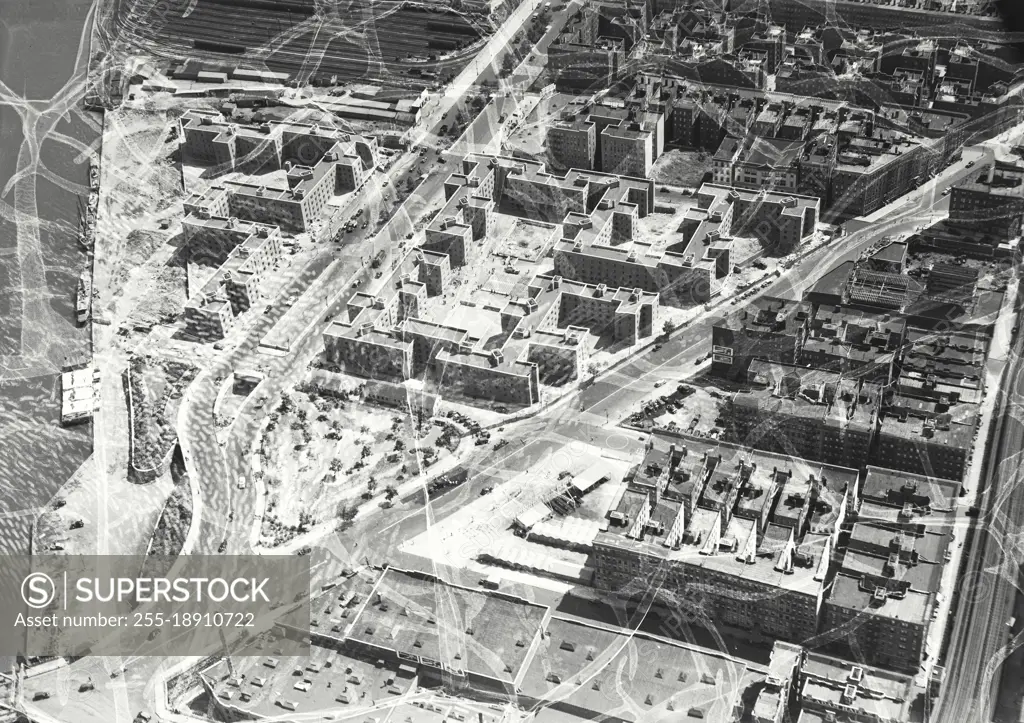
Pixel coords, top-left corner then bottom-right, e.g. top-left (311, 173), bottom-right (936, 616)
top-left (2, 0), bottom-right (1024, 721)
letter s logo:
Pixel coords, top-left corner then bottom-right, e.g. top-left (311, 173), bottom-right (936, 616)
top-left (22, 572), bottom-right (56, 609)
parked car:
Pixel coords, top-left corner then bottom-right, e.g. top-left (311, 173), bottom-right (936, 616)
top-left (480, 486), bottom-right (495, 495)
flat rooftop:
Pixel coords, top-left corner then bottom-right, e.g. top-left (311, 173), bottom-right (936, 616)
top-left (520, 616), bottom-right (762, 722)
top-left (799, 651), bottom-right (918, 722)
top-left (736, 361), bottom-right (880, 432)
top-left (597, 434), bottom-right (858, 594)
top-left (344, 568), bottom-right (548, 685)
top-left (717, 297), bottom-right (812, 335)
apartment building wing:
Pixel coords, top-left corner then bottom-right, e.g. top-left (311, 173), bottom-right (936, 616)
top-left (182, 217), bottom-right (284, 342)
top-left (823, 467), bottom-right (957, 672)
top-left (700, 183), bottom-right (818, 255)
top-left (599, 119), bottom-right (656, 177)
top-left (180, 109), bottom-right (376, 173)
top-left (323, 292), bottom-right (413, 381)
top-left (433, 339), bottom-right (541, 407)
top-left (547, 117), bottom-right (597, 170)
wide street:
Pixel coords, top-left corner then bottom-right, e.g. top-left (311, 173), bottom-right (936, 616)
top-left (935, 298), bottom-right (1024, 723)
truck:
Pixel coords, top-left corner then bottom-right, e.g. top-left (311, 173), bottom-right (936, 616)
top-left (479, 574), bottom-right (502, 590)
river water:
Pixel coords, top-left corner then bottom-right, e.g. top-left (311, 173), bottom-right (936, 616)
top-left (0, 0), bottom-right (100, 556)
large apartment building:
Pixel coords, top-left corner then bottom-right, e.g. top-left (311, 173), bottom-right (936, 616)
top-left (823, 467), bottom-right (958, 672)
top-left (181, 217), bottom-right (284, 341)
top-left (179, 110), bottom-right (376, 233)
top-left (547, 103), bottom-right (662, 177)
top-left (593, 434), bottom-right (858, 645)
top-left (323, 155), bottom-right (664, 407)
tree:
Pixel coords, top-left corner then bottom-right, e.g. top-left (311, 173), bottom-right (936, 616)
top-left (501, 52), bottom-right (517, 77)
top-left (663, 319), bottom-right (676, 337)
top-left (385, 485), bottom-right (399, 500)
top-left (298, 511), bottom-right (314, 532)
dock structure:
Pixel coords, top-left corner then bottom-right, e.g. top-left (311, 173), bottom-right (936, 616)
top-left (61, 367), bottom-right (100, 425)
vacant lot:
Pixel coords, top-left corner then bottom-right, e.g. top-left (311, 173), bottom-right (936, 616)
top-left (652, 149), bottom-right (712, 188)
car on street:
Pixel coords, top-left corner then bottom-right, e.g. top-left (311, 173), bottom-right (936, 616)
top-left (653, 380), bottom-right (665, 388)
top-left (480, 486), bottom-right (494, 495)
top-left (966, 160), bottom-right (975, 167)
top-left (237, 476), bottom-right (247, 489)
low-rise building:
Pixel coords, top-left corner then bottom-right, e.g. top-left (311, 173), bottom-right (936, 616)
top-left (721, 361), bottom-right (880, 470)
top-left (948, 159), bottom-right (1024, 241)
top-left (711, 297), bottom-right (811, 380)
top-left (796, 649), bottom-right (922, 722)
top-left (798, 305), bottom-right (905, 381)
